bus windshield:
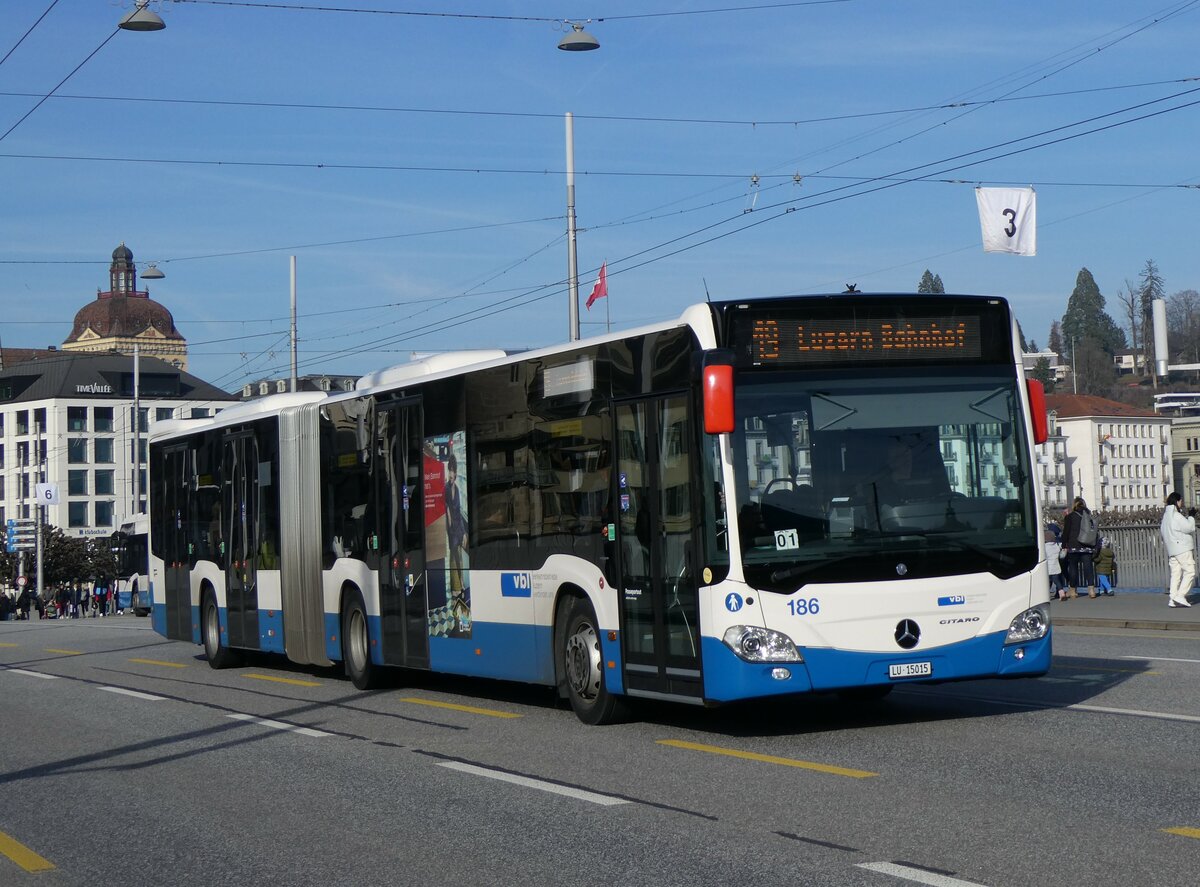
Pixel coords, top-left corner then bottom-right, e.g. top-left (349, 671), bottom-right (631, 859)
top-left (730, 368), bottom-right (1038, 590)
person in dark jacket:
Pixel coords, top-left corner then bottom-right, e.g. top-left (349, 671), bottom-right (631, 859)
top-left (1094, 539), bottom-right (1116, 596)
top-left (1062, 497), bottom-right (1097, 600)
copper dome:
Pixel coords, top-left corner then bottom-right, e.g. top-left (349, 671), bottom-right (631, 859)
top-left (65, 293), bottom-right (183, 344)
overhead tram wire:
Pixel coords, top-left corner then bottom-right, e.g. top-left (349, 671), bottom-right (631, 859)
top-left (294, 92), bottom-right (1200, 370)
top-left (8, 76), bottom-right (1199, 127)
top-left (0, 28), bottom-right (120, 146)
top-left (170, 0), bottom-right (856, 21)
top-left (0, 0), bottom-right (63, 69)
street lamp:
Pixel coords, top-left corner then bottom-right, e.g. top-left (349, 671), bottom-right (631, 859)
top-left (558, 21), bottom-right (599, 51)
top-left (141, 263), bottom-right (165, 280)
top-left (118, 1), bottom-right (166, 32)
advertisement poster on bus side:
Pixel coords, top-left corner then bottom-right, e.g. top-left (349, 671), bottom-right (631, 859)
top-left (424, 431), bottom-right (471, 638)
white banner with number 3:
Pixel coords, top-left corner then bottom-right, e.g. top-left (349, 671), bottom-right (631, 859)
top-left (976, 186), bottom-right (1036, 256)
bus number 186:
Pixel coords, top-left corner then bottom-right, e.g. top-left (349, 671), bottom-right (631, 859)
top-left (787, 598), bottom-right (820, 616)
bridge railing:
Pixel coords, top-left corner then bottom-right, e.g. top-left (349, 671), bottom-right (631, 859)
top-left (1096, 523), bottom-right (1171, 589)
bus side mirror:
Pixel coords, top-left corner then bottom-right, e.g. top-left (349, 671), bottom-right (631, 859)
top-left (1026, 379), bottom-right (1048, 445)
top-left (702, 352), bottom-right (735, 434)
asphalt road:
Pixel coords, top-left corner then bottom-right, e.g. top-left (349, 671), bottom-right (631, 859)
top-left (1, 615), bottom-right (1198, 887)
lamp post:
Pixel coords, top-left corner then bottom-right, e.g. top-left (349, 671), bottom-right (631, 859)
top-left (565, 112), bottom-right (580, 341)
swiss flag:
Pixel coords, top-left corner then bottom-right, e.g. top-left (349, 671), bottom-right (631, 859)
top-left (585, 261), bottom-right (607, 310)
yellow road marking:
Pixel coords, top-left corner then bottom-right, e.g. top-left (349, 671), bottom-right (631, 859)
top-left (0, 830), bottom-right (55, 873)
top-left (658, 739), bottom-right (878, 778)
top-left (0, 643), bottom-right (19, 648)
top-left (1164, 826), bottom-right (1200, 840)
top-left (130, 658), bottom-right (188, 669)
top-left (45, 648), bottom-right (83, 656)
top-left (243, 673), bottom-right (322, 688)
top-left (398, 697), bottom-right (521, 719)
top-left (1054, 664), bottom-right (1159, 676)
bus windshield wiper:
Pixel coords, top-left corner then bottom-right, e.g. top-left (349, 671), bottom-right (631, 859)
top-left (770, 555), bottom-right (859, 584)
top-left (878, 531), bottom-right (1015, 566)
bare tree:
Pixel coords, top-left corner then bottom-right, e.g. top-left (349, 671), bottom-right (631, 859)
top-left (1167, 289), bottom-right (1200, 364)
top-left (1115, 281), bottom-right (1140, 370)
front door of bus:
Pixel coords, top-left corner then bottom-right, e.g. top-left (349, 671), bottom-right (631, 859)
top-left (615, 396), bottom-right (702, 699)
top-left (374, 401), bottom-right (429, 669)
top-left (223, 431), bottom-right (260, 650)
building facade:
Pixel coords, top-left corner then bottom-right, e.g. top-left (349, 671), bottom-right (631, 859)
top-left (1040, 394), bottom-right (1172, 514)
top-left (0, 353), bottom-right (235, 538)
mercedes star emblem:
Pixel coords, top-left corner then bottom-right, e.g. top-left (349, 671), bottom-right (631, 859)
top-left (894, 619), bottom-right (920, 650)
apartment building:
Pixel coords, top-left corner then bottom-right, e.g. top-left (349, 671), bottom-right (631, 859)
top-left (0, 352), bottom-right (235, 538)
top-left (1041, 394), bottom-right (1172, 514)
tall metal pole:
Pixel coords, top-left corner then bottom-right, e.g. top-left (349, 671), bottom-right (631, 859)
top-left (133, 343), bottom-right (141, 515)
top-left (290, 255), bottom-right (299, 392)
top-left (565, 112), bottom-right (580, 341)
top-left (35, 416), bottom-right (43, 601)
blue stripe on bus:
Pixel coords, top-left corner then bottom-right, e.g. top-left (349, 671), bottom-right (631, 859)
top-left (701, 629), bottom-right (1051, 702)
top-left (259, 610), bottom-right (285, 654)
top-left (428, 624), bottom-right (555, 684)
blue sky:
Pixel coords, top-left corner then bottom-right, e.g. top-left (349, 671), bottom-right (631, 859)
top-left (3, 1), bottom-right (1200, 391)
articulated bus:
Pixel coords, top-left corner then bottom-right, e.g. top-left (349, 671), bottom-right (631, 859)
top-left (148, 294), bottom-right (1052, 724)
top-left (113, 514), bottom-right (151, 617)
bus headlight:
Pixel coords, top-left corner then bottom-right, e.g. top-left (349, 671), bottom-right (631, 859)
top-left (1005, 605), bottom-right (1050, 644)
top-left (722, 625), bottom-right (803, 663)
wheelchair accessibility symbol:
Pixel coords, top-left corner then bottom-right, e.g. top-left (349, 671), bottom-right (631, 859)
top-left (725, 592), bottom-right (743, 612)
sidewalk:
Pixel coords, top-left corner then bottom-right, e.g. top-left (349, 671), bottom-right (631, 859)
top-left (1051, 587), bottom-right (1200, 632)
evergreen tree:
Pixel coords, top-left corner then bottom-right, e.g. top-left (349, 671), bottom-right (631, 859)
top-left (1061, 268), bottom-right (1127, 356)
top-left (932, 273), bottom-right (944, 293)
top-left (1032, 356), bottom-right (1054, 390)
top-left (1137, 259), bottom-right (1166, 374)
top-left (1017, 322), bottom-right (1029, 353)
top-left (917, 270), bottom-right (937, 293)
top-left (1047, 321), bottom-right (1063, 356)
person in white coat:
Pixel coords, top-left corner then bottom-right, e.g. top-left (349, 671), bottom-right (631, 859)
top-left (1159, 491), bottom-right (1196, 608)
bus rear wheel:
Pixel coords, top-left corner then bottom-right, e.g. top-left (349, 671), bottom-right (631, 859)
top-left (202, 590), bottom-right (241, 669)
top-left (342, 593), bottom-right (383, 690)
top-left (560, 597), bottom-right (628, 725)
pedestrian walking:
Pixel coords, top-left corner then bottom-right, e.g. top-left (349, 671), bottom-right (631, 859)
top-left (1160, 491), bottom-right (1196, 608)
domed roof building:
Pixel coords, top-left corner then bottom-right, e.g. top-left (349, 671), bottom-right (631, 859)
top-left (61, 243), bottom-right (188, 370)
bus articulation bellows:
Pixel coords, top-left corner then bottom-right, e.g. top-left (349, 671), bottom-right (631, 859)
top-left (148, 294), bottom-right (1051, 724)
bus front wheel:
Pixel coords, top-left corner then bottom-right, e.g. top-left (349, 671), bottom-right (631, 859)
top-left (560, 597), bottom-right (628, 726)
top-left (342, 593), bottom-right (383, 690)
top-left (202, 590), bottom-right (241, 669)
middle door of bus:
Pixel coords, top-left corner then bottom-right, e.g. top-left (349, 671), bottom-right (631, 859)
top-left (374, 400), bottom-right (430, 669)
top-left (614, 395), bottom-right (702, 699)
top-left (222, 431), bottom-right (260, 650)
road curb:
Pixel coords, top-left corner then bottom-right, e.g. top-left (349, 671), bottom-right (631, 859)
top-left (1053, 616), bottom-right (1200, 632)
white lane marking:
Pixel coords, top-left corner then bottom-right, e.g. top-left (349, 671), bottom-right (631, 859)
top-left (901, 686), bottom-right (1200, 725)
top-left (1120, 656), bottom-right (1200, 664)
top-left (225, 713), bottom-right (332, 738)
top-left (1067, 703), bottom-right (1200, 724)
top-left (857, 861), bottom-right (989, 887)
top-left (99, 686), bottom-right (165, 701)
top-left (437, 761), bottom-right (630, 807)
top-left (2, 668), bottom-right (58, 680)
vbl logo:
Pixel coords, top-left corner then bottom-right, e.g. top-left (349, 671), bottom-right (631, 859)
top-left (501, 572), bottom-right (532, 598)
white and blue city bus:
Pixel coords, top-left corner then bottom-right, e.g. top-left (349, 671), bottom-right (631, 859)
top-left (148, 293), bottom-right (1051, 724)
top-left (113, 514), bottom-right (151, 616)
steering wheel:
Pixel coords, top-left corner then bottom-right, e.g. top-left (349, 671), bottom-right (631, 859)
top-left (762, 477), bottom-right (794, 497)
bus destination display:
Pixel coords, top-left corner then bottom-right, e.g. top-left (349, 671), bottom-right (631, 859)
top-left (744, 314), bottom-right (983, 365)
